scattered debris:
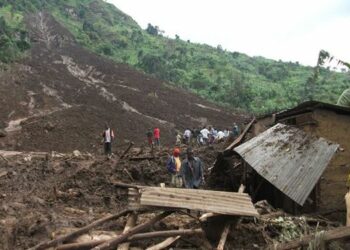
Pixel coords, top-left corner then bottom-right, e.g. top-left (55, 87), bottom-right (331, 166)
top-left (0, 129), bottom-right (7, 137)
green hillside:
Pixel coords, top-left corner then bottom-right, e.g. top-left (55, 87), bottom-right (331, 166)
top-left (0, 0), bottom-right (349, 114)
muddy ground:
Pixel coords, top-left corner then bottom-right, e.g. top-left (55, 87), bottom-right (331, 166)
top-left (0, 142), bottom-right (344, 250)
top-left (0, 143), bottom-right (225, 249)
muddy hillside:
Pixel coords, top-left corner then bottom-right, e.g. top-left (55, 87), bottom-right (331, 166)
top-left (0, 12), bottom-right (247, 153)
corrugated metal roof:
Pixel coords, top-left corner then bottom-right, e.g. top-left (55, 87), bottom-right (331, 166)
top-left (140, 187), bottom-right (259, 217)
top-left (234, 123), bottom-right (339, 206)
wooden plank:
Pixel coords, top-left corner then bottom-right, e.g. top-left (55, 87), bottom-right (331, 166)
top-left (142, 187), bottom-right (249, 198)
top-left (141, 197), bottom-right (258, 217)
top-left (141, 190), bottom-right (254, 206)
top-left (141, 191), bottom-right (253, 205)
top-left (141, 197), bottom-right (255, 212)
top-left (141, 195), bottom-right (254, 209)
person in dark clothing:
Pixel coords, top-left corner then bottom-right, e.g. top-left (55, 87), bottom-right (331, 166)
top-left (180, 147), bottom-right (204, 189)
top-left (232, 123), bottom-right (240, 138)
top-left (146, 129), bottom-right (153, 148)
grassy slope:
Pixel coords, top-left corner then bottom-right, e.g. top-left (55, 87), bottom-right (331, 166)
top-left (0, 0), bottom-right (349, 114)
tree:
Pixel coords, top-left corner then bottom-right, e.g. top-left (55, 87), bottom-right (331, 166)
top-left (146, 23), bottom-right (158, 36)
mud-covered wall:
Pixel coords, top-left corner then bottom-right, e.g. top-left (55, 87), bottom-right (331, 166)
top-left (306, 109), bottom-right (350, 214)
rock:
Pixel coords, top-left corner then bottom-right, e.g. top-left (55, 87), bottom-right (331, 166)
top-left (73, 150), bottom-right (81, 157)
top-left (0, 170), bottom-right (8, 179)
top-left (0, 129), bottom-right (7, 137)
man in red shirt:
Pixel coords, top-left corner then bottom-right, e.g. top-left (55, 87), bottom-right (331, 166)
top-left (154, 127), bottom-right (160, 147)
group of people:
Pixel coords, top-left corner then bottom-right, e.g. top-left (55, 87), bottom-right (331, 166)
top-left (166, 147), bottom-right (204, 189)
top-left (178, 123), bottom-right (240, 146)
top-left (101, 122), bottom-right (238, 189)
top-left (146, 127), bottom-right (161, 148)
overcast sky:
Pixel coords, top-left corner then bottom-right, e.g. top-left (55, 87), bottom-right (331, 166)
top-left (107, 0), bottom-right (350, 67)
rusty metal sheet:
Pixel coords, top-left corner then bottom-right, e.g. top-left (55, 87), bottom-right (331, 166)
top-left (234, 123), bottom-right (339, 206)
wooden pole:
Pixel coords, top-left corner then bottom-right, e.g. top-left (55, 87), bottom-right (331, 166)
top-left (110, 181), bottom-right (144, 189)
top-left (145, 236), bottom-right (180, 250)
top-left (92, 211), bottom-right (173, 250)
top-left (271, 226), bottom-right (350, 250)
top-left (215, 182), bottom-right (245, 250)
top-left (117, 212), bottom-right (138, 250)
top-left (28, 209), bottom-right (130, 250)
top-left (56, 229), bottom-right (202, 250)
top-left (216, 222), bottom-right (230, 250)
top-left (120, 142), bottom-right (134, 159)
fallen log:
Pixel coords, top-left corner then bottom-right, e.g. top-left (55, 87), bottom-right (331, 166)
top-left (118, 212), bottom-right (138, 250)
top-left (110, 181), bottom-right (144, 189)
top-left (129, 156), bottom-right (157, 161)
top-left (146, 236), bottom-right (181, 250)
top-left (56, 229), bottom-right (203, 250)
top-left (28, 209), bottom-right (130, 250)
top-left (92, 211), bottom-right (173, 250)
top-left (271, 226), bottom-right (350, 250)
top-left (120, 142), bottom-right (134, 159)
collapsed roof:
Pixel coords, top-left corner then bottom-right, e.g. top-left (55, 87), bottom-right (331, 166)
top-left (234, 123), bottom-right (339, 206)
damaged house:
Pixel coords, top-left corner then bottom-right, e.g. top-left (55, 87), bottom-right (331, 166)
top-left (213, 101), bottom-right (350, 218)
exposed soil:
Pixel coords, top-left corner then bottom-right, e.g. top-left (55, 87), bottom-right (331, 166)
top-left (0, 12), bottom-right (248, 153)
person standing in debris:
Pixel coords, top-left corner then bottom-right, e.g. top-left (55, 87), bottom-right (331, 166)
top-left (102, 123), bottom-right (115, 158)
top-left (166, 148), bottom-right (183, 187)
top-left (146, 129), bottom-right (153, 148)
top-left (200, 126), bottom-right (210, 145)
top-left (175, 132), bottom-right (182, 146)
top-left (232, 123), bottom-right (240, 138)
top-left (154, 127), bottom-right (160, 147)
top-left (183, 128), bottom-right (191, 145)
top-left (180, 147), bottom-right (204, 189)
top-left (192, 128), bottom-right (200, 145)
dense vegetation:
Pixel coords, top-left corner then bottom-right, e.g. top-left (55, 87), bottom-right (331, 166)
top-left (0, 0), bottom-right (349, 114)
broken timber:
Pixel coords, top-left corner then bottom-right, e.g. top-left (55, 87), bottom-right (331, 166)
top-left (56, 229), bottom-right (203, 250)
top-left (118, 212), bottom-right (137, 250)
top-left (92, 211), bottom-right (173, 250)
top-left (28, 209), bottom-right (130, 250)
top-left (120, 142), bottom-right (134, 159)
top-left (271, 226), bottom-right (350, 249)
top-left (129, 156), bottom-right (157, 161)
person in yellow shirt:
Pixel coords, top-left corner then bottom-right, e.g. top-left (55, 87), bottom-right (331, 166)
top-left (166, 148), bottom-right (183, 187)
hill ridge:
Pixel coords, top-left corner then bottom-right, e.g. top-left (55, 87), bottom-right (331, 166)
top-left (0, 0), bottom-right (349, 114)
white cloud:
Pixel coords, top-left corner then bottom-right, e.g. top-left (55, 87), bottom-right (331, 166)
top-left (108, 0), bottom-right (350, 66)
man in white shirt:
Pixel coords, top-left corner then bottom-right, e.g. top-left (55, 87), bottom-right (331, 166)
top-left (102, 123), bottom-right (115, 158)
top-left (200, 127), bottom-right (210, 145)
top-left (183, 129), bottom-right (192, 144)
